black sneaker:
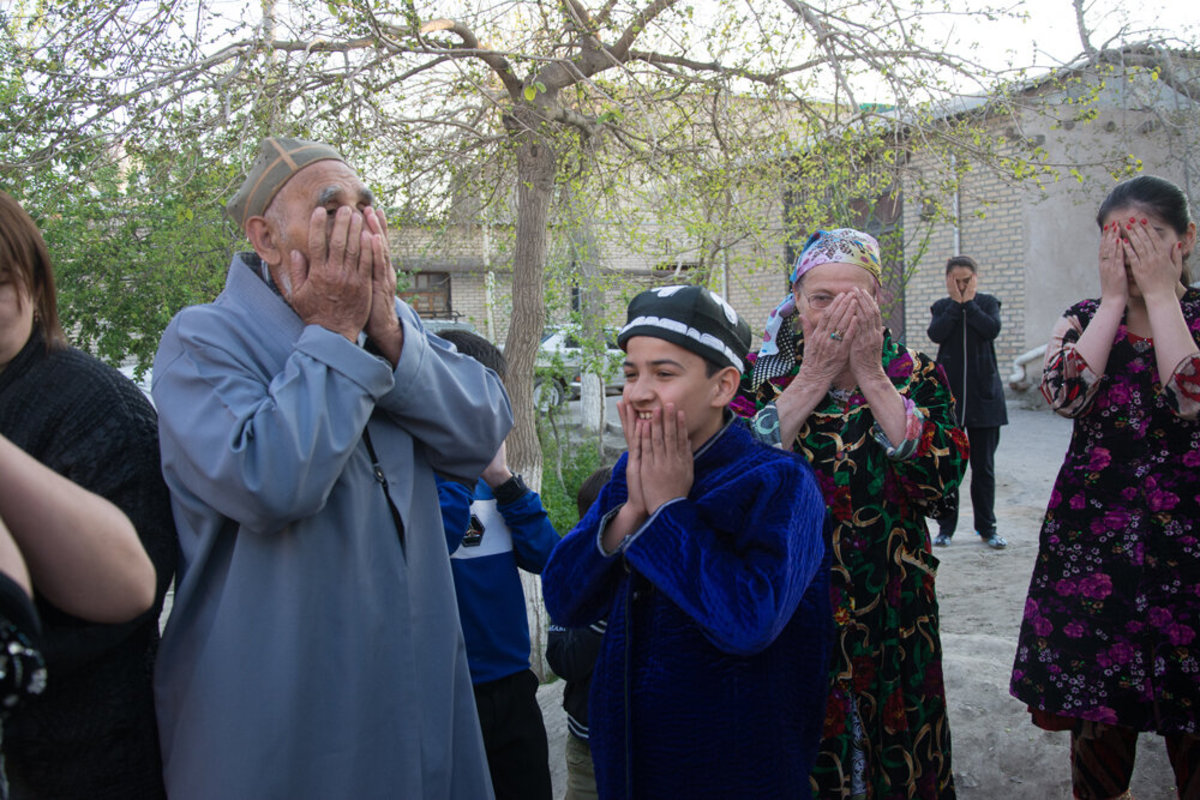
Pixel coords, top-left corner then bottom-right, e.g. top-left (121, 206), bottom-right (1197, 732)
top-left (981, 533), bottom-right (1007, 549)
top-left (933, 533), bottom-right (952, 547)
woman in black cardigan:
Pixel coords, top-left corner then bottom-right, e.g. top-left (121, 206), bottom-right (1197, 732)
top-left (0, 191), bottom-right (176, 799)
top-left (927, 254), bottom-right (1009, 549)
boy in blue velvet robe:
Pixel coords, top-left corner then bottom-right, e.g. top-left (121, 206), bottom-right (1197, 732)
top-left (542, 285), bottom-right (832, 800)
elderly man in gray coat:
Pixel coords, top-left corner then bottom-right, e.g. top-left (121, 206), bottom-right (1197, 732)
top-left (152, 137), bottom-right (510, 799)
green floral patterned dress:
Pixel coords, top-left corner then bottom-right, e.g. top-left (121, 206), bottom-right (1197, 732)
top-left (733, 327), bottom-right (968, 800)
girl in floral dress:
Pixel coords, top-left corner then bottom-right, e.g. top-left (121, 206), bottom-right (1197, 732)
top-left (736, 228), bottom-right (967, 799)
top-left (1010, 175), bottom-right (1200, 799)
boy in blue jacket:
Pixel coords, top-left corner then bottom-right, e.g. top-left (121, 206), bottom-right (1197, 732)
top-left (542, 285), bottom-right (832, 800)
top-left (436, 330), bottom-right (558, 800)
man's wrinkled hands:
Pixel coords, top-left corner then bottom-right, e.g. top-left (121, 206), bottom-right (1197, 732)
top-left (363, 207), bottom-right (403, 353)
top-left (282, 206), bottom-right (374, 341)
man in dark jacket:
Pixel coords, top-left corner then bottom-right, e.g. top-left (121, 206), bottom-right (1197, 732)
top-left (928, 255), bottom-right (1009, 549)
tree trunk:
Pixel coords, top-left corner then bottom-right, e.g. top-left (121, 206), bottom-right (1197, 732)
top-left (580, 373), bottom-right (605, 435)
top-left (504, 114), bottom-right (556, 492)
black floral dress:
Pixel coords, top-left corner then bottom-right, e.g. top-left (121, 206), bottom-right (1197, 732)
top-left (1010, 293), bottom-right (1200, 735)
top-left (735, 327), bottom-right (967, 799)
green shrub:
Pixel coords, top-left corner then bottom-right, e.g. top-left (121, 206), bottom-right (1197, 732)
top-left (537, 415), bottom-right (605, 538)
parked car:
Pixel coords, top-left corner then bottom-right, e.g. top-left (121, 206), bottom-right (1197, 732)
top-left (422, 318), bottom-right (481, 337)
top-left (534, 326), bottom-right (624, 408)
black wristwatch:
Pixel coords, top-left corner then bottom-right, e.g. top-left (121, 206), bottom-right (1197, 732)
top-left (493, 473), bottom-right (530, 505)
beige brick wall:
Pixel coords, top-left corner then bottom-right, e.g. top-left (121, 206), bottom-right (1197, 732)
top-left (901, 143), bottom-right (1028, 371)
top-left (394, 61), bottom-right (1197, 374)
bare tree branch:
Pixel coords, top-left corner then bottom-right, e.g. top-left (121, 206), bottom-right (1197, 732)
top-left (418, 18), bottom-right (523, 97)
top-left (561, 0), bottom-right (596, 36)
top-left (610, 0), bottom-right (678, 61)
top-left (780, 0), bottom-right (860, 110)
top-left (594, 0), bottom-right (621, 29)
top-left (1073, 0), bottom-right (1098, 61)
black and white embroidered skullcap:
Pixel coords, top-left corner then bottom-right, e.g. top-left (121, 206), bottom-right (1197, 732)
top-left (618, 285), bottom-right (752, 371)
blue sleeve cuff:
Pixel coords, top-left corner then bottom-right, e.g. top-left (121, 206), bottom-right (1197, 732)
top-left (597, 498), bottom-right (686, 555)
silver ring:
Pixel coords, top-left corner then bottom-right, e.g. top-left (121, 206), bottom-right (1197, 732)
top-left (830, 331), bottom-right (843, 341)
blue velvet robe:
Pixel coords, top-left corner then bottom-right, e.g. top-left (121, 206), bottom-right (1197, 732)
top-left (542, 418), bottom-right (832, 799)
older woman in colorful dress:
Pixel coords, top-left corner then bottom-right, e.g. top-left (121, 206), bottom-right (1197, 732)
top-left (1010, 175), bottom-right (1199, 799)
top-left (734, 228), bottom-right (967, 799)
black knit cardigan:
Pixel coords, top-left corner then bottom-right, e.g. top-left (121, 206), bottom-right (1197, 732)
top-left (0, 326), bottom-right (177, 800)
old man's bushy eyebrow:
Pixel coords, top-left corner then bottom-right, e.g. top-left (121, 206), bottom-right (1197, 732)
top-left (316, 186), bottom-right (375, 207)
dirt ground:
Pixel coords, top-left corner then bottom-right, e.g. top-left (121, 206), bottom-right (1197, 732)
top-left (538, 400), bottom-right (1180, 799)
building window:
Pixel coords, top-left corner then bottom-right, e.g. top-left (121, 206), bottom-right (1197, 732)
top-left (653, 261), bottom-right (700, 275)
top-left (400, 272), bottom-right (451, 317)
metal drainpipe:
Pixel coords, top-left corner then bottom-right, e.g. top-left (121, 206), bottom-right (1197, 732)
top-left (952, 155), bottom-right (964, 423)
top-left (1008, 345), bottom-right (1048, 390)
top-left (952, 155), bottom-right (961, 256)
top-left (721, 246), bottom-right (729, 300)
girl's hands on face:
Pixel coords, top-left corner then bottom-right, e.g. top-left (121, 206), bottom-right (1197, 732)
top-left (1122, 215), bottom-right (1185, 301)
top-left (1098, 219), bottom-right (1129, 306)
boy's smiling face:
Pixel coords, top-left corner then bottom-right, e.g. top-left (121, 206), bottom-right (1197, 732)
top-left (621, 336), bottom-right (738, 448)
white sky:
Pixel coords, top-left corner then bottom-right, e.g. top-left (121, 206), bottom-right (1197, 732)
top-left (804, 0), bottom-right (1200, 106)
top-left (945, 0), bottom-right (1197, 71)
top-left (2, 0), bottom-right (1192, 114)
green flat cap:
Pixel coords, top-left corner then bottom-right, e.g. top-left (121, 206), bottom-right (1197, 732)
top-left (226, 136), bottom-right (346, 227)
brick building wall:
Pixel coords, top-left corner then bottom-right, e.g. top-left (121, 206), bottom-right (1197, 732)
top-left (901, 142), bottom-right (1029, 372)
top-left (902, 63), bottom-right (1198, 379)
top-left (393, 58), bottom-right (1197, 370)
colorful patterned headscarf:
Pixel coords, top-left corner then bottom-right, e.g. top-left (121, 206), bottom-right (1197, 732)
top-left (789, 228), bottom-right (882, 285)
top-left (759, 228), bottom-right (882, 359)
